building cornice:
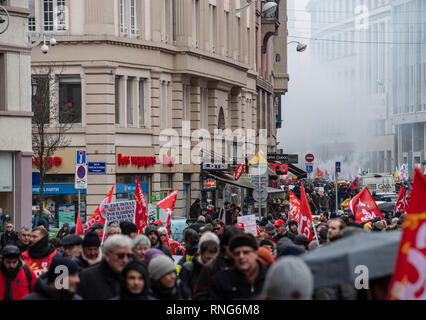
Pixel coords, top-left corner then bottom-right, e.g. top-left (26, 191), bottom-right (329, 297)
top-left (0, 111), bottom-right (33, 118)
top-left (2, 6), bottom-right (31, 18)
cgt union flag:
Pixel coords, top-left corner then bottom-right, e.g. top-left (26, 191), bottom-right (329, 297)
top-left (348, 187), bottom-right (383, 224)
top-left (394, 187), bottom-right (409, 213)
top-left (84, 185), bottom-right (115, 230)
top-left (155, 189), bottom-right (178, 235)
top-left (289, 190), bottom-right (301, 223)
top-left (134, 176), bottom-right (148, 234)
top-left (388, 169), bottom-right (426, 300)
top-left (298, 183), bottom-right (313, 241)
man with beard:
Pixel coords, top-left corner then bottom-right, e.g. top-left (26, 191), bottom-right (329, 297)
top-left (144, 225), bottom-right (172, 258)
top-left (21, 227), bottom-right (57, 277)
top-left (73, 231), bottom-right (102, 269)
top-left (16, 227), bottom-right (31, 253)
top-left (0, 245), bottom-right (37, 300)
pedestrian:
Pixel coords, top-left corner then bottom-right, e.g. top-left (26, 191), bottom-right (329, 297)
top-left (56, 223), bottom-right (70, 240)
top-left (0, 245), bottom-right (36, 300)
top-left (176, 228), bottom-right (199, 275)
top-left (293, 235), bottom-right (309, 250)
top-left (274, 219), bottom-right (295, 242)
top-left (106, 224), bottom-right (121, 238)
top-left (77, 235), bottom-right (133, 300)
top-left (22, 255), bottom-right (82, 300)
top-left (256, 246), bottom-right (275, 267)
top-left (221, 202), bottom-right (233, 226)
top-left (131, 234), bottom-right (151, 262)
top-left (277, 244), bottom-right (306, 257)
top-left (178, 232), bottom-right (219, 300)
top-left (261, 256), bottom-right (313, 300)
top-left (72, 231), bottom-right (102, 269)
top-left (144, 248), bottom-right (165, 265)
top-left (208, 233), bottom-right (268, 300)
top-left (201, 208), bottom-right (212, 224)
top-left (111, 260), bottom-right (155, 300)
top-left (21, 227), bottom-right (57, 277)
top-left (0, 222), bottom-right (18, 249)
top-left (148, 255), bottom-right (181, 300)
top-left (157, 227), bottom-right (185, 255)
top-left (231, 207), bottom-right (242, 224)
top-left (211, 219), bottom-right (225, 237)
top-left (287, 220), bottom-right (299, 237)
top-left (145, 225), bottom-right (172, 258)
top-left (16, 226), bottom-right (31, 253)
top-left (193, 226), bottom-right (243, 300)
top-left (188, 216), bottom-right (206, 233)
top-left (120, 221), bottom-right (138, 239)
top-left (189, 199), bottom-right (202, 221)
top-left (327, 219), bottom-right (344, 242)
top-left (60, 234), bottom-right (83, 259)
top-left (264, 223), bottom-right (276, 242)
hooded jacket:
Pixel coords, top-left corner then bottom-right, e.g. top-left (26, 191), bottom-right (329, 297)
top-left (56, 223), bottom-right (70, 240)
top-left (22, 273), bottom-right (82, 300)
top-left (0, 260), bottom-right (37, 300)
top-left (111, 261), bottom-right (155, 300)
top-left (178, 254), bottom-right (206, 300)
top-left (21, 235), bottom-right (57, 278)
top-left (145, 226), bottom-right (172, 258)
top-left (150, 278), bottom-right (181, 300)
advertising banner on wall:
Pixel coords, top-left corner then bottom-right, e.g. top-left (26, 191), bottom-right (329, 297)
top-left (59, 205), bottom-right (75, 228)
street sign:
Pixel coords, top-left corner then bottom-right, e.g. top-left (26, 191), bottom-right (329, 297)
top-left (335, 161), bottom-right (341, 173)
top-left (267, 153), bottom-right (299, 164)
top-left (88, 162), bottom-right (106, 174)
top-left (254, 202), bottom-right (267, 208)
top-left (305, 154), bottom-right (314, 163)
top-left (252, 189), bottom-right (268, 202)
top-left (75, 164), bottom-right (87, 189)
top-left (306, 165), bottom-right (313, 173)
top-left (76, 150), bottom-right (86, 165)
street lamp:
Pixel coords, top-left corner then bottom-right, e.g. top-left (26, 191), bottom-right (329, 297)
top-left (0, 5), bottom-right (10, 35)
top-left (27, 31), bottom-right (59, 54)
top-left (288, 41), bottom-right (308, 52)
top-left (236, 0), bottom-right (278, 15)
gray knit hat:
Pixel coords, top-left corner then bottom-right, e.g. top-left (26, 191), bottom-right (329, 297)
top-left (262, 256), bottom-right (314, 300)
top-left (148, 255), bottom-right (176, 281)
top-left (264, 223), bottom-right (275, 236)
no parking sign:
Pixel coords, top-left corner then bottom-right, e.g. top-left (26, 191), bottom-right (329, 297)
top-left (75, 164), bottom-right (87, 189)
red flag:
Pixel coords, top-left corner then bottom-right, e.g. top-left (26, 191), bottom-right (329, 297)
top-left (155, 189), bottom-right (178, 235)
top-left (134, 176), bottom-right (148, 234)
top-left (388, 169), bottom-right (426, 300)
top-left (298, 183), bottom-right (314, 241)
top-left (394, 187), bottom-right (409, 213)
top-left (289, 190), bottom-right (301, 223)
top-left (350, 177), bottom-right (359, 190)
top-left (348, 187), bottom-right (383, 224)
top-left (84, 185), bottom-right (115, 230)
top-left (75, 212), bottom-right (84, 235)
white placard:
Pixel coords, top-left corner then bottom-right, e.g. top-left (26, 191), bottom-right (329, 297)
top-left (105, 201), bottom-right (136, 226)
top-left (237, 214), bottom-right (257, 237)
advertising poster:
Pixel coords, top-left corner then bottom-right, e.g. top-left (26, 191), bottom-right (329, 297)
top-left (58, 205), bottom-right (75, 228)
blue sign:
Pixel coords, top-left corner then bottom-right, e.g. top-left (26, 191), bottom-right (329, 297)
top-left (116, 183), bottom-right (149, 194)
top-left (306, 165), bottom-right (313, 173)
top-left (32, 184), bottom-right (87, 195)
top-left (335, 161), bottom-right (341, 173)
top-left (88, 162), bottom-right (106, 173)
top-left (32, 172), bottom-right (40, 185)
top-left (76, 150), bottom-right (86, 165)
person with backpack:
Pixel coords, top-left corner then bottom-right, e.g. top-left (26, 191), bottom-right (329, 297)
top-left (0, 245), bottom-right (37, 300)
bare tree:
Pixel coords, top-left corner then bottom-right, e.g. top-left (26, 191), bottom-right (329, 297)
top-left (32, 66), bottom-right (75, 222)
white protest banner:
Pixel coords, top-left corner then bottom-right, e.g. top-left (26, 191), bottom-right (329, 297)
top-left (237, 214), bottom-right (257, 237)
top-left (105, 200), bottom-right (136, 226)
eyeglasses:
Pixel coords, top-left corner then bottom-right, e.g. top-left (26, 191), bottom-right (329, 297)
top-left (114, 253), bottom-right (132, 260)
top-left (159, 234), bottom-right (167, 237)
top-left (213, 227), bottom-right (221, 231)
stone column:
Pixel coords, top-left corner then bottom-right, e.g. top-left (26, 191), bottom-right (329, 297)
top-left (14, 151), bottom-right (33, 229)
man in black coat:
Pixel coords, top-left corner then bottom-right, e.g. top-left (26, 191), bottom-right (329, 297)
top-left (76, 234), bottom-right (133, 300)
top-left (189, 199), bottom-right (202, 220)
top-left (208, 233), bottom-right (268, 300)
top-left (0, 222), bottom-right (18, 250)
top-left (145, 225), bottom-right (172, 258)
top-left (73, 231), bottom-right (103, 269)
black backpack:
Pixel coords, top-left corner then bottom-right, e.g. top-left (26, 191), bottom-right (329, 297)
top-left (22, 264), bottom-right (33, 293)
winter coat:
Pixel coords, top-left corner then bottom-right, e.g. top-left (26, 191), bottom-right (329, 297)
top-left (189, 203), bottom-right (202, 219)
top-left (145, 226), bottom-right (172, 258)
top-left (77, 259), bottom-right (121, 300)
top-left (21, 237), bottom-right (57, 278)
top-left (150, 278), bottom-right (181, 300)
top-left (0, 261), bottom-right (37, 300)
top-left (22, 273), bottom-right (82, 300)
top-left (176, 245), bottom-right (198, 275)
top-left (208, 261), bottom-right (268, 300)
top-left (56, 224), bottom-right (70, 240)
top-left (178, 255), bottom-right (205, 300)
top-left (72, 252), bottom-right (102, 270)
top-left (0, 231), bottom-right (18, 249)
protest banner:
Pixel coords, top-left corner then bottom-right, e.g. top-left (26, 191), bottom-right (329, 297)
top-left (104, 200), bottom-right (136, 226)
top-left (237, 214), bottom-right (257, 237)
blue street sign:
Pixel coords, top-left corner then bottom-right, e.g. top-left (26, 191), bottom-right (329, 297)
top-left (88, 162), bottom-right (106, 174)
top-left (76, 150), bottom-right (86, 165)
top-left (335, 161), bottom-right (341, 173)
top-left (306, 165), bottom-right (313, 173)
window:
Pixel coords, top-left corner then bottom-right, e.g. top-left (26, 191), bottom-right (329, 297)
top-left (0, 54), bottom-right (5, 111)
top-left (115, 76), bottom-right (120, 124)
top-left (138, 79), bottom-right (145, 127)
top-left (209, 4), bottom-right (217, 52)
top-left (120, 0), bottom-right (126, 34)
top-left (59, 77), bottom-right (82, 124)
top-left (192, 0), bottom-right (200, 47)
top-left (42, 0), bottom-right (66, 31)
top-left (236, 17), bottom-right (241, 59)
top-left (127, 77), bottom-right (133, 126)
top-left (32, 76), bottom-right (50, 125)
top-left (224, 11), bottom-right (229, 55)
top-left (160, 174), bottom-right (173, 199)
top-left (130, 0), bottom-right (138, 36)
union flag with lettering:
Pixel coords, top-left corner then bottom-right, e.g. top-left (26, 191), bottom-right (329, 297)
top-left (388, 169), bottom-right (426, 300)
top-left (155, 189), bottom-right (178, 235)
top-left (298, 183), bottom-right (313, 241)
top-left (348, 187), bottom-right (383, 224)
top-left (289, 190), bottom-right (301, 223)
top-left (84, 185), bottom-right (115, 230)
top-left (134, 176), bottom-right (148, 234)
top-left (394, 187), bottom-right (409, 213)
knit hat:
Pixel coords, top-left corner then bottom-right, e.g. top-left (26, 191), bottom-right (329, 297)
top-left (276, 237), bottom-right (293, 253)
top-left (120, 221), bottom-right (138, 236)
top-left (294, 234), bottom-right (309, 247)
top-left (60, 234), bottom-right (83, 247)
top-left (47, 255), bottom-right (80, 283)
top-left (1, 245), bottom-right (21, 258)
top-left (229, 233), bottom-right (258, 253)
top-left (262, 256), bottom-right (313, 300)
top-left (257, 246), bottom-right (275, 266)
top-left (90, 222), bottom-right (104, 230)
top-left (148, 255), bottom-right (176, 281)
top-left (144, 248), bottom-right (165, 265)
top-left (82, 231), bottom-right (101, 248)
top-left (287, 220), bottom-right (298, 227)
top-left (264, 223), bottom-right (275, 236)
top-left (278, 244), bottom-right (306, 257)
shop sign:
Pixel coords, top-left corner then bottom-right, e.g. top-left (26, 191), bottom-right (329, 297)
top-left (32, 156), bottom-right (62, 168)
top-left (203, 179), bottom-right (216, 189)
top-left (202, 163), bottom-right (228, 170)
top-left (116, 183), bottom-right (149, 194)
top-left (117, 154), bottom-right (157, 168)
top-left (269, 162), bottom-right (289, 174)
top-left (32, 184), bottom-right (87, 195)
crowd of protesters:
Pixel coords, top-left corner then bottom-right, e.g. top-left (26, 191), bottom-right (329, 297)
top-left (0, 177), bottom-right (408, 301)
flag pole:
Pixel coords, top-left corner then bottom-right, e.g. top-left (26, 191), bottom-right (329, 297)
top-left (101, 218), bottom-right (108, 245)
top-left (312, 222), bottom-right (320, 246)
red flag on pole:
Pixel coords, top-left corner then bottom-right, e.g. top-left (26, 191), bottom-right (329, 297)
top-left (84, 185), bottom-right (115, 230)
top-left (350, 177), bottom-right (359, 190)
top-left (348, 187), bottom-right (383, 224)
top-left (75, 212), bottom-right (84, 235)
top-left (388, 169), bottom-right (426, 300)
top-left (155, 189), bottom-right (178, 235)
top-left (289, 190), bottom-right (301, 223)
top-left (298, 183), bottom-right (314, 241)
top-left (394, 187), bottom-right (409, 213)
top-left (134, 176), bottom-right (148, 234)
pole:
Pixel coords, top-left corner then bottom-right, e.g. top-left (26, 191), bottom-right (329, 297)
top-left (101, 218), bottom-right (108, 245)
top-left (78, 189), bottom-right (81, 225)
top-left (259, 165), bottom-right (261, 219)
top-left (335, 171), bottom-right (338, 212)
top-left (312, 222), bottom-right (320, 246)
